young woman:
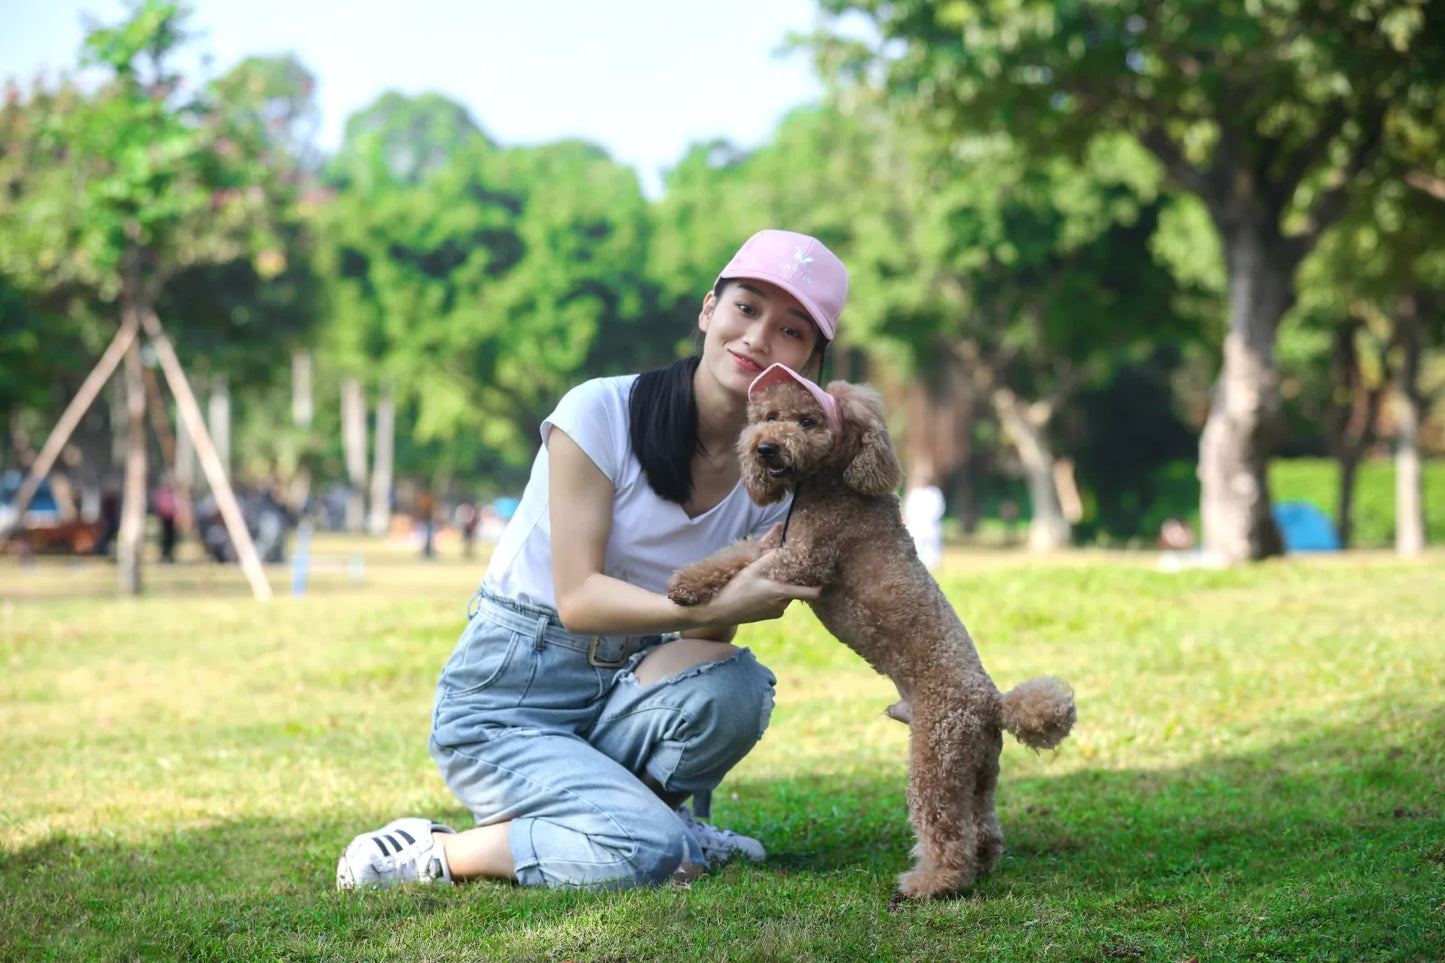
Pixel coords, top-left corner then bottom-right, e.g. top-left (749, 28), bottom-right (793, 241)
top-left (337, 229), bottom-right (849, 890)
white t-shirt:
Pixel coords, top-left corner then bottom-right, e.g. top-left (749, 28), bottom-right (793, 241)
top-left (483, 374), bottom-right (790, 610)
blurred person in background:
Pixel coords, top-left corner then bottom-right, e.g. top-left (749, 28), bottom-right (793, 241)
top-left (903, 473), bottom-right (945, 571)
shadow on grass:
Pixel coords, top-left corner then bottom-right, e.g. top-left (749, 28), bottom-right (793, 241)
top-left (3, 705), bottom-right (1442, 962)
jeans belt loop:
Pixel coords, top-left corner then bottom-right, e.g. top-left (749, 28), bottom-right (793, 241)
top-left (532, 615), bottom-right (549, 652)
top-left (587, 635), bottom-right (634, 668)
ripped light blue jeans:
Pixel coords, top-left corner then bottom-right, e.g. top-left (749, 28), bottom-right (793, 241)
top-left (428, 590), bottom-right (777, 890)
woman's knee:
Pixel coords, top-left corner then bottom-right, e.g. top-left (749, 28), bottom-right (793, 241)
top-left (668, 649), bottom-right (777, 749)
top-left (625, 825), bottom-right (694, 887)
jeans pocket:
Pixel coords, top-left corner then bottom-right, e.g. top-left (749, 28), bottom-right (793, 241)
top-left (438, 619), bottom-right (524, 698)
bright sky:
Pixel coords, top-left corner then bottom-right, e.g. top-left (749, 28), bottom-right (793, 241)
top-left (0, 0), bottom-right (829, 198)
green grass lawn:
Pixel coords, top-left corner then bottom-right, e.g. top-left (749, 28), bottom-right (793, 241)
top-left (2, 539), bottom-right (1443, 962)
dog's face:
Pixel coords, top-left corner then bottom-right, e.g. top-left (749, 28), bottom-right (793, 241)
top-left (738, 379), bottom-right (903, 504)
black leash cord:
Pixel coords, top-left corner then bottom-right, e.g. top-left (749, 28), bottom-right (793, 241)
top-left (779, 481), bottom-right (801, 545)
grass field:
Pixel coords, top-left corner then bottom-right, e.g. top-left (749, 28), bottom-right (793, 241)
top-left (2, 537), bottom-right (1443, 962)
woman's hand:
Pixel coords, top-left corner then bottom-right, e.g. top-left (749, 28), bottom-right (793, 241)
top-left (695, 528), bottom-right (820, 626)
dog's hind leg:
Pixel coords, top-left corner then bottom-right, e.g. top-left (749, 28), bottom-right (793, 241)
top-left (896, 707), bottom-right (979, 900)
top-left (972, 728), bottom-right (1005, 875)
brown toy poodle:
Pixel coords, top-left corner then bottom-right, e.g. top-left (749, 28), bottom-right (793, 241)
top-left (668, 364), bottom-right (1077, 901)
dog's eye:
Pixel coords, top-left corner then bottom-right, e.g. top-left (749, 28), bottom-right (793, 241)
top-left (766, 412), bottom-right (779, 422)
top-left (798, 416), bottom-right (816, 428)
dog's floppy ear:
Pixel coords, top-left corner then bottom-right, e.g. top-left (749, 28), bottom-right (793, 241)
top-left (829, 381), bottom-right (902, 495)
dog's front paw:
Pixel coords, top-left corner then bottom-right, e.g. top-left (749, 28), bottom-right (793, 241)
top-left (667, 566), bottom-right (719, 606)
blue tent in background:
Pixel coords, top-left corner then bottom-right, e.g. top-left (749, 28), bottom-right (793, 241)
top-left (1272, 501), bottom-right (1342, 552)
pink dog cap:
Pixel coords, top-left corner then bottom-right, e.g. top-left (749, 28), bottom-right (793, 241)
top-left (748, 363), bottom-right (840, 428)
top-left (716, 230), bottom-right (848, 340)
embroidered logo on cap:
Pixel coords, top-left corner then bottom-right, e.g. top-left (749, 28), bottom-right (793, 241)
top-left (783, 247), bottom-right (815, 284)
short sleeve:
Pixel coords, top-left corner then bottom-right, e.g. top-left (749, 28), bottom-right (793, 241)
top-left (541, 378), bottom-right (630, 485)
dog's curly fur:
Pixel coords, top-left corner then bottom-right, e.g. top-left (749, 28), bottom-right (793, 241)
top-left (668, 378), bottom-right (1077, 901)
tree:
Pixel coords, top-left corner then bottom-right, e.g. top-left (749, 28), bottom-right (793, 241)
top-left (330, 91), bottom-right (491, 186)
top-left (0, 81), bottom-right (117, 436)
top-left (872, 134), bottom-right (1201, 548)
top-left (1291, 153), bottom-right (1445, 551)
top-left (0, 0), bottom-right (298, 596)
top-left (819, 0), bottom-right (1445, 562)
top-left (157, 54), bottom-right (324, 518)
top-left (313, 95), bottom-right (658, 521)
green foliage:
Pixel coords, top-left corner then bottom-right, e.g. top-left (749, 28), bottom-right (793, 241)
top-left (0, 1), bottom-right (317, 391)
top-left (0, 274), bottom-right (94, 419)
top-left (314, 96), bottom-right (661, 473)
top-left (1086, 456), bottom-right (1445, 547)
top-left (1069, 348), bottom-right (1201, 540)
top-left (329, 91), bottom-right (493, 186)
top-left (2, 549), bottom-right (1443, 960)
top-left (649, 106), bottom-right (880, 354)
top-left (2, 0), bottom-right (1440, 521)
top-left (1270, 457), bottom-right (1445, 547)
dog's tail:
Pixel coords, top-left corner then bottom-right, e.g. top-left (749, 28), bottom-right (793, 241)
top-left (999, 677), bottom-right (1076, 751)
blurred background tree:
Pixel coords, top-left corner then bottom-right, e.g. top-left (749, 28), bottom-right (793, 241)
top-left (0, 0), bottom-right (316, 592)
top-left (2, 0), bottom-right (1441, 588)
top-left (814, 0), bottom-right (1445, 561)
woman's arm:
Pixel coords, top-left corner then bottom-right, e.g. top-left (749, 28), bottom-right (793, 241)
top-left (548, 428), bottom-right (817, 636)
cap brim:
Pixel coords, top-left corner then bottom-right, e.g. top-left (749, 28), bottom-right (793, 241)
top-left (747, 364), bottom-right (840, 425)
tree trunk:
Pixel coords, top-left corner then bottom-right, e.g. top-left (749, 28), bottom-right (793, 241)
top-left (1393, 294), bottom-right (1426, 556)
top-left (1337, 456), bottom-right (1359, 550)
top-left (109, 374), bottom-right (127, 468)
top-left (292, 349), bottom-right (314, 429)
top-left (1325, 315), bottom-right (1386, 549)
top-left (1395, 391), bottom-right (1424, 556)
top-left (992, 387), bottom-right (1070, 551)
top-left (207, 376), bottom-right (231, 485)
top-left (341, 376), bottom-right (368, 532)
top-left (1053, 458), bottom-right (1084, 525)
top-left (117, 337), bottom-right (148, 595)
top-left (1198, 222), bottom-right (1294, 563)
top-left (175, 400), bottom-right (196, 521)
top-left (367, 379), bottom-right (395, 537)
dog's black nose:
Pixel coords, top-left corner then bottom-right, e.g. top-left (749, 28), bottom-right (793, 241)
top-left (756, 442), bottom-right (780, 461)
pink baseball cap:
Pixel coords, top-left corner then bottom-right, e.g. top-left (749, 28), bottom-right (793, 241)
top-left (748, 363), bottom-right (840, 428)
top-left (716, 229), bottom-right (848, 340)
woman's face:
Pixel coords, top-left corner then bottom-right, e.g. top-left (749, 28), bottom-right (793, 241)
top-left (698, 279), bottom-right (824, 397)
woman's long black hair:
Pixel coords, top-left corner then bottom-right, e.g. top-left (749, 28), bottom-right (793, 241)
top-left (629, 280), bottom-right (830, 506)
top-left (629, 355), bottom-right (703, 506)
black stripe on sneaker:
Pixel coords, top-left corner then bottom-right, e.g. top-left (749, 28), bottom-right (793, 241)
top-left (370, 836), bottom-right (393, 857)
top-left (394, 829), bottom-right (416, 846)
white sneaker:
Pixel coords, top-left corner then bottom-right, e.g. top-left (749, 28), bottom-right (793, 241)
top-left (336, 817), bottom-right (457, 890)
top-left (676, 804), bottom-right (766, 864)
